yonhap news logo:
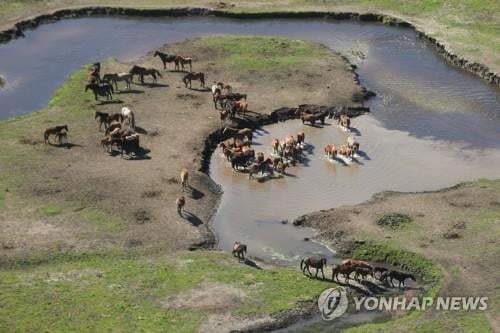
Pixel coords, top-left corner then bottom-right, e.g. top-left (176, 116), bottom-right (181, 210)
top-left (318, 288), bottom-right (488, 320)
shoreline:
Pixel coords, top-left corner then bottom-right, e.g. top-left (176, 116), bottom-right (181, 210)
top-left (0, 6), bottom-right (499, 88)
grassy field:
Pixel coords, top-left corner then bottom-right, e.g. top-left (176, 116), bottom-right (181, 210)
top-left (1, 1), bottom-right (499, 71)
top-left (0, 250), bottom-right (332, 332)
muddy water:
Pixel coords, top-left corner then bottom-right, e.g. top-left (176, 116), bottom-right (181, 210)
top-left (1, 16), bottom-right (500, 260)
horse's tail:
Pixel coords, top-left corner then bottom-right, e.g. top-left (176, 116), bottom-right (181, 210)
top-left (300, 258), bottom-right (305, 270)
top-left (130, 112), bottom-right (135, 127)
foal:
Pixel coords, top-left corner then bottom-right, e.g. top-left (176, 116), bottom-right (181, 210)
top-left (232, 241), bottom-right (247, 261)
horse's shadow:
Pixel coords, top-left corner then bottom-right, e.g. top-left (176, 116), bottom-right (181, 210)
top-left (357, 150), bottom-right (371, 160)
top-left (181, 210), bottom-right (203, 227)
top-left (51, 142), bottom-right (82, 149)
top-left (360, 280), bottom-right (389, 294)
top-left (117, 89), bottom-right (144, 94)
top-left (241, 258), bottom-right (262, 270)
top-left (98, 100), bottom-right (123, 105)
top-left (188, 87), bottom-right (211, 92)
top-left (110, 147), bottom-right (151, 160)
top-left (333, 279), bottom-right (372, 296)
top-left (186, 187), bottom-right (204, 200)
top-left (143, 83), bottom-right (169, 88)
top-left (133, 126), bottom-right (148, 134)
top-left (349, 127), bottom-right (361, 136)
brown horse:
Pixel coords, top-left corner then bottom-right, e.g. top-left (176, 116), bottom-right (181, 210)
top-left (183, 72), bottom-right (205, 88)
top-left (324, 144), bottom-right (337, 159)
top-left (332, 264), bottom-right (356, 283)
top-left (347, 136), bottom-right (359, 155)
top-left (232, 241), bottom-right (247, 261)
top-left (341, 259), bottom-right (373, 270)
top-left (275, 161), bottom-right (289, 175)
top-left (223, 127), bottom-right (253, 142)
top-left (354, 267), bottom-right (373, 281)
top-left (297, 132), bottom-right (305, 145)
top-left (338, 145), bottom-right (353, 158)
top-left (180, 168), bottom-right (189, 191)
top-left (234, 99), bottom-right (248, 115)
top-left (271, 139), bottom-right (281, 154)
top-left (87, 62), bottom-right (100, 83)
top-left (300, 257), bottom-right (327, 279)
top-left (44, 125), bottom-right (68, 144)
top-left (176, 196), bottom-right (185, 215)
top-left (175, 56), bottom-right (192, 72)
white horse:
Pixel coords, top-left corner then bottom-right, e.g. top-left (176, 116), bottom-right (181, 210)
top-left (121, 107), bottom-right (135, 128)
top-left (103, 72), bottom-right (132, 90)
top-left (347, 136), bottom-right (359, 156)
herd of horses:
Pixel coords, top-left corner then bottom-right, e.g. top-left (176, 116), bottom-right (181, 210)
top-left (44, 48), bottom-right (417, 299)
top-left (301, 257), bottom-right (417, 288)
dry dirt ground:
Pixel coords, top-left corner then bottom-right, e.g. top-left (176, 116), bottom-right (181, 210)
top-left (0, 36), bottom-right (361, 259)
top-left (303, 180), bottom-right (500, 331)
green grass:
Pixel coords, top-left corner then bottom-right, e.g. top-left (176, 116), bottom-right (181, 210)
top-left (84, 208), bottom-right (128, 232)
top-left (0, 250), bottom-right (331, 332)
top-left (194, 35), bottom-right (329, 71)
top-left (39, 203), bottom-right (63, 216)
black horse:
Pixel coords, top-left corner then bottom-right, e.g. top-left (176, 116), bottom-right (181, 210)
top-left (85, 83), bottom-right (113, 100)
top-left (384, 270), bottom-right (416, 288)
top-left (129, 65), bottom-right (162, 84)
top-left (153, 51), bottom-right (177, 70)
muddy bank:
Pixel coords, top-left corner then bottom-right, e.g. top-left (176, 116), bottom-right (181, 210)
top-left (1, 7), bottom-right (499, 88)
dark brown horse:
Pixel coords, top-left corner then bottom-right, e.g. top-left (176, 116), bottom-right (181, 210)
top-left (300, 257), bottom-right (327, 279)
top-left (332, 264), bottom-right (356, 283)
top-left (87, 62), bottom-right (101, 83)
top-left (154, 51), bottom-right (177, 70)
top-left (85, 83), bottom-right (113, 100)
top-left (182, 72), bottom-right (205, 88)
top-left (384, 271), bottom-right (416, 288)
top-left (44, 125), bottom-right (68, 144)
top-left (232, 241), bottom-right (247, 261)
top-left (129, 65), bottom-right (162, 84)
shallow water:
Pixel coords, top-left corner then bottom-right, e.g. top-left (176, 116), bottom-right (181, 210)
top-left (1, 16), bottom-right (500, 263)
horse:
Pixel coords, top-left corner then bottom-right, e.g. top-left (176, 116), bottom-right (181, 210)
top-left (332, 264), bottom-right (356, 283)
top-left (337, 114), bottom-right (351, 128)
top-left (354, 267), bottom-right (373, 281)
top-left (176, 196), bottom-right (185, 215)
top-left (175, 56), bottom-right (192, 72)
top-left (120, 134), bottom-right (140, 158)
top-left (44, 125), bottom-right (68, 144)
top-left (384, 271), bottom-right (416, 288)
top-left (101, 137), bottom-right (112, 152)
top-left (153, 51), bottom-right (177, 70)
top-left (87, 62), bottom-right (101, 83)
top-left (248, 158), bottom-right (273, 179)
top-left (300, 257), bottom-right (327, 279)
top-left (85, 83), bottom-right (113, 100)
top-left (105, 121), bottom-right (122, 136)
top-left (223, 127), bottom-right (253, 142)
top-left (230, 150), bottom-right (255, 170)
top-left (182, 72), bottom-right (205, 88)
top-left (232, 241), bottom-right (247, 261)
top-left (121, 107), bottom-right (135, 128)
top-left (234, 99), bottom-right (248, 115)
top-left (301, 112), bottom-right (327, 126)
top-left (338, 145), bottom-right (353, 158)
top-left (271, 139), bottom-right (281, 154)
top-left (324, 144), bottom-right (337, 159)
top-left (373, 266), bottom-right (389, 280)
top-left (129, 65), bottom-right (162, 84)
top-left (95, 111), bottom-right (110, 131)
top-left (341, 259), bottom-right (373, 270)
top-left (275, 161), bottom-right (289, 175)
top-left (347, 136), bottom-right (359, 155)
top-left (180, 168), bottom-right (189, 191)
top-left (297, 132), bottom-right (305, 145)
top-left (212, 85), bottom-right (222, 109)
top-left (102, 73), bottom-right (132, 90)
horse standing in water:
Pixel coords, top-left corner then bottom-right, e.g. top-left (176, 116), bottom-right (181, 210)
top-left (153, 51), bottom-right (177, 70)
top-left (85, 83), bottom-right (114, 100)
